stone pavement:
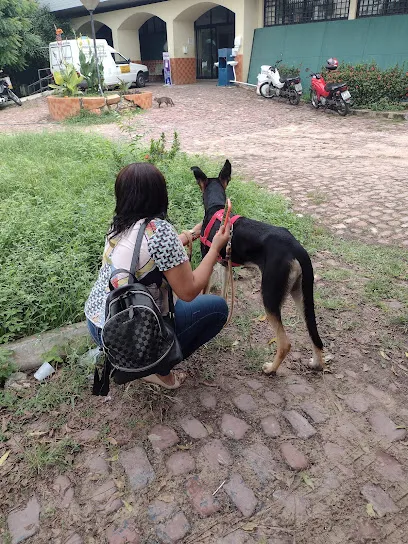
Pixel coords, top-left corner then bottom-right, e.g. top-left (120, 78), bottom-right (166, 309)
top-left (2, 84), bottom-right (408, 246)
top-left (5, 369), bottom-right (408, 543)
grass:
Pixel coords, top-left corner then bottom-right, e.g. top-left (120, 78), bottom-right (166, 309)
top-left (0, 358), bottom-right (90, 415)
top-left (0, 131), bottom-right (407, 346)
top-left (63, 109), bottom-right (119, 125)
top-left (23, 438), bottom-right (80, 474)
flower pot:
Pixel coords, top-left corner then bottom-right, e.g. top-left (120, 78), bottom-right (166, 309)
top-left (124, 91), bottom-right (152, 109)
top-left (47, 96), bottom-right (81, 121)
top-left (82, 96), bottom-right (106, 110)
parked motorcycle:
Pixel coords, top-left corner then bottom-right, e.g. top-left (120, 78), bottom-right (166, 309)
top-left (259, 60), bottom-right (302, 105)
top-left (309, 58), bottom-right (351, 116)
top-left (0, 70), bottom-right (22, 107)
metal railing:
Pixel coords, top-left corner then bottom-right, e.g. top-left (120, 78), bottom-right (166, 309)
top-left (27, 68), bottom-right (54, 96)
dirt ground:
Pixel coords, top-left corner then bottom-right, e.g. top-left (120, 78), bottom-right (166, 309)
top-left (1, 84), bottom-right (408, 544)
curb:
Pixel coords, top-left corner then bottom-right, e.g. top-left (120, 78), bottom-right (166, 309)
top-left (350, 108), bottom-right (408, 121)
top-left (4, 322), bottom-right (88, 371)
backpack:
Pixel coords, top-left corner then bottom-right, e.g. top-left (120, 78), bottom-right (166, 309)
top-left (92, 219), bottom-right (183, 396)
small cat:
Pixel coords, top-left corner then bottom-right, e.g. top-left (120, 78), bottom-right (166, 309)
top-left (154, 96), bottom-right (175, 108)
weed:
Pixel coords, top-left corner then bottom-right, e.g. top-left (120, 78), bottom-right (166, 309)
top-left (98, 423), bottom-right (111, 440)
top-left (126, 417), bottom-right (143, 429)
top-left (23, 438), bottom-right (80, 474)
top-left (200, 363), bottom-right (216, 383)
top-left (244, 346), bottom-right (269, 372)
top-left (307, 190), bottom-right (328, 205)
top-left (0, 348), bottom-right (16, 387)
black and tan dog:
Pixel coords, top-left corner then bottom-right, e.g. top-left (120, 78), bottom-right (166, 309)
top-left (191, 159), bottom-right (324, 375)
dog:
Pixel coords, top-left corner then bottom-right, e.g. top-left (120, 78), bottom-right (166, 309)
top-left (191, 159), bottom-right (324, 375)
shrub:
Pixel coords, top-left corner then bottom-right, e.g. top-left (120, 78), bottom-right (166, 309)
top-left (324, 62), bottom-right (408, 109)
top-left (279, 64), bottom-right (301, 78)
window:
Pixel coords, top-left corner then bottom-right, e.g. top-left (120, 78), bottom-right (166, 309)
top-left (139, 16), bottom-right (166, 35)
top-left (358, 0), bottom-right (408, 16)
top-left (111, 52), bottom-right (129, 64)
top-left (264, 0), bottom-right (351, 26)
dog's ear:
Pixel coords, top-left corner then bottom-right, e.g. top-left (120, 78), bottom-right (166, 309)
top-left (191, 166), bottom-right (208, 190)
top-left (219, 159), bottom-right (231, 186)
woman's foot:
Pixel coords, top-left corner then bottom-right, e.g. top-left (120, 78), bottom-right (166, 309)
top-left (141, 370), bottom-right (187, 390)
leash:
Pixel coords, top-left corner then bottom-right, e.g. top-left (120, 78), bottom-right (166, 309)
top-left (223, 224), bottom-right (235, 328)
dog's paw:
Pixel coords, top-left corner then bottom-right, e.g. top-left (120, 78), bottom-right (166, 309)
top-left (262, 363), bottom-right (276, 376)
top-left (307, 357), bottom-right (324, 371)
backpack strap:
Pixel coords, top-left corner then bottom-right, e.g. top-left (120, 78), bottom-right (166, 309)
top-left (129, 219), bottom-right (148, 282)
top-left (108, 219), bottom-right (148, 291)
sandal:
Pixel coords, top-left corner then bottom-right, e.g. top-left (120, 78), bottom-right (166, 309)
top-left (141, 370), bottom-right (187, 390)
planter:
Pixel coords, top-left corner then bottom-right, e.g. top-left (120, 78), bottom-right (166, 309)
top-left (124, 91), bottom-right (152, 109)
top-left (47, 96), bottom-right (81, 121)
top-left (106, 94), bottom-right (121, 106)
top-left (82, 96), bottom-right (106, 110)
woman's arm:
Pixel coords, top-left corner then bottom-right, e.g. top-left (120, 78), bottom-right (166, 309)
top-left (179, 222), bottom-right (202, 246)
top-left (165, 223), bottom-right (230, 302)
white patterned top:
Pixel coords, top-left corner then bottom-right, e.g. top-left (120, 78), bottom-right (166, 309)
top-left (85, 218), bottom-right (188, 328)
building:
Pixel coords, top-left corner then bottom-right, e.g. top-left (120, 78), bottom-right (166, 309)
top-left (39, 0), bottom-right (408, 85)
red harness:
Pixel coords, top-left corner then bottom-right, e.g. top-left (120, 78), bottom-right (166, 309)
top-left (200, 209), bottom-right (241, 267)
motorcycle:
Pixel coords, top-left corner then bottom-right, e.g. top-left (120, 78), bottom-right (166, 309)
top-left (259, 60), bottom-right (302, 106)
top-left (309, 57), bottom-right (351, 116)
top-left (0, 70), bottom-right (22, 107)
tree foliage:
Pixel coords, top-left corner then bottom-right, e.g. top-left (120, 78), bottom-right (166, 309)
top-left (0, 0), bottom-right (74, 71)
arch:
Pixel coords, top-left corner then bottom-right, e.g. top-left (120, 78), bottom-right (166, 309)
top-left (77, 21), bottom-right (113, 47)
top-left (118, 11), bottom-right (164, 31)
top-left (173, 1), bottom-right (236, 22)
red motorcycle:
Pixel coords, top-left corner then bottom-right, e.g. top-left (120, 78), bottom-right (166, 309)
top-left (309, 57), bottom-right (351, 116)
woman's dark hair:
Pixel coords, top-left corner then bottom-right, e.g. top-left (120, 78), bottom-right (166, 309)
top-left (108, 162), bottom-right (168, 239)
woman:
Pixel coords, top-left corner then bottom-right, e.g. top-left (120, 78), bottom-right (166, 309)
top-left (85, 162), bottom-right (230, 389)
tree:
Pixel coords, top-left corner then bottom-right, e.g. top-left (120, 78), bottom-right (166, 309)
top-left (0, 0), bottom-right (43, 70)
top-left (0, 0), bottom-right (74, 71)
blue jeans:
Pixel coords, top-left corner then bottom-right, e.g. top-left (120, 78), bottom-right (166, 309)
top-left (87, 294), bottom-right (228, 375)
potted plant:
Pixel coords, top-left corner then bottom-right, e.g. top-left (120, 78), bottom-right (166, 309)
top-left (47, 63), bottom-right (83, 120)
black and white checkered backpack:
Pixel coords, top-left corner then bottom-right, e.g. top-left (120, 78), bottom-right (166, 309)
top-left (92, 219), bottom-right (182, 396)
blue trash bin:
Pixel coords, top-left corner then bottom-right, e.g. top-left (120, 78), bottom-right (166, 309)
top-left (218, 48), bottom-right (234, 86)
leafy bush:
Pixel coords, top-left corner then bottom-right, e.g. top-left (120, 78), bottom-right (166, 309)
top-left (50, 63), bottom-right (83, 96)
top-left (278, 64), bottom-right (301, 79)
top-left (324, 62), bottom-right (408, 109)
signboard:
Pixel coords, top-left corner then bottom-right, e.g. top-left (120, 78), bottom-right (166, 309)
top-left (163, 52), bottom-right (172, 86)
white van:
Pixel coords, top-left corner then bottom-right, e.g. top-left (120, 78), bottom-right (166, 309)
top-left (49, 38), bottom-right (149, 88)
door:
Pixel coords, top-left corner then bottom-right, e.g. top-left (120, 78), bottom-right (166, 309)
top-left (196, 27), bottom-right (217, 79)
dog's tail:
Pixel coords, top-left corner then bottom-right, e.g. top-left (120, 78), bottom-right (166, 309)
top-left (296, 250), bottom-right (323, 350)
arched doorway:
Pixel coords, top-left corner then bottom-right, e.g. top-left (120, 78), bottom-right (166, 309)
top-left (195, 6), bottom-right (235, 79)
top-left (139, 16), bottom-right (168, 80)
top-left (77, 22), bottom-right (113, 47)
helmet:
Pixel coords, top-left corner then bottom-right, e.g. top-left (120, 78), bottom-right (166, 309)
top-left (326, 57), bottom-right (339, 71)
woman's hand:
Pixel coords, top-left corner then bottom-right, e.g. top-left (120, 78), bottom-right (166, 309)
top-left (211, 221), bottom-right (231, 254)
top-left (165, 220), bottom-right (231, 302)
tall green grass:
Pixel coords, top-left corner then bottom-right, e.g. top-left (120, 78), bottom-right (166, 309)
top-left (0, 132), bottom-right (406, 343)
top-left (0, 132), bottom-right (312, 343)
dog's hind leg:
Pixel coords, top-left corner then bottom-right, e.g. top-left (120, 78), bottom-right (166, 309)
top-left (291, 275), bottom-right (325, 371)
top-left (261, 257), bottom-right (292, 375)
top-left (262, 312), bottom-right (291, 375)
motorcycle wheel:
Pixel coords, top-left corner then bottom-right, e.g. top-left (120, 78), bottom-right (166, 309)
top-left (289, 89), bottom-right (300, 106)
top-left (311, 90), bottom-right (319, 109)
top-left (8, 90), bottom-right (22, 106)
top-left (260, 82), bottom-right (274, 99)
top-left (336, 98), bottom-right (349, 116)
